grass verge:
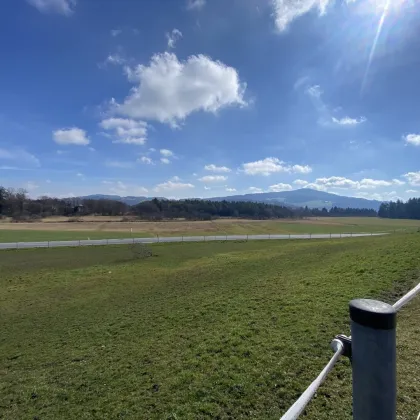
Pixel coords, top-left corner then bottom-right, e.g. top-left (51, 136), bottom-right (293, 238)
top-left (0, 234), bottom-right (419, 419)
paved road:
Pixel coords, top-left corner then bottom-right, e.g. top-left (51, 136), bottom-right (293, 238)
top-left (0, 233), bottom-right (385, 250)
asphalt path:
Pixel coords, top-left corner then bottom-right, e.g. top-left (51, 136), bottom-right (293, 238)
top-left (0, 233), bottom-right (385, 250)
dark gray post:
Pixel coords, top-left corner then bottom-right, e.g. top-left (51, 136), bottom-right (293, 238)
top-left (350, 299), bottom-right (397, 420)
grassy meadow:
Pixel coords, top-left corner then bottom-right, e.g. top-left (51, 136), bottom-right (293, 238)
top-left (1, 234), bottom-right (419, 419)
top-left (1, 216), bottom-right (420, 243)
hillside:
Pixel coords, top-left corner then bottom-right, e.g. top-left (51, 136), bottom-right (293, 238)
top-left (81, 189), bottom-right (382, 210)
top-left (209, 188), bottom-right (382, 211)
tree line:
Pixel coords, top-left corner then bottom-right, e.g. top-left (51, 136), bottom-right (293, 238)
top-left (378, 198), bottom-right (420, 220)
top-left (0, 186), bottom-right (378, 221)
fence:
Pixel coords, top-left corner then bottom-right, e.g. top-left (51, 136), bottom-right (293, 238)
top-left (0, 232), bottom-right (388, 250)
top-left (280, 282), bottom-right (420, 420)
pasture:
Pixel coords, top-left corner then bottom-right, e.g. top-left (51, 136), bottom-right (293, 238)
top-left (1, 216), bottom-right (420, 243)
top-left (1, 234), bottom-right (419, 419)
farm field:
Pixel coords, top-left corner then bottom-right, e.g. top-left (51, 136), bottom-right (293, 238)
top-left (1, 216), bottom-right (420, 243)
top-left (1, 234), bottom-right (419, 419)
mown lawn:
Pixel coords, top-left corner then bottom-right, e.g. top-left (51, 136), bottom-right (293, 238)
top-left (0, 235), bottom-right (419, 419)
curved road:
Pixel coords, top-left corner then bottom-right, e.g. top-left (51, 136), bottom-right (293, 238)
top-left (0, 233), bottom-right (385, 250)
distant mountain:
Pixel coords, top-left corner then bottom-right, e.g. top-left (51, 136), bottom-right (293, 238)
top-left (80, 194), bottom-right (163, 206)
top-left (79, 189), bottom-right (382, 211)
top-left (208, 188), bottom-right (382, 211)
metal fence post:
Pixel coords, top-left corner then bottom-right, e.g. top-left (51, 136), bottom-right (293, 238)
top-left (350, 299), bottom-right (397, 420)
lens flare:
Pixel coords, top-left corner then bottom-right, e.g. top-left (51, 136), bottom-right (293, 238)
top-left (361, 0), bottom-right (392, 94)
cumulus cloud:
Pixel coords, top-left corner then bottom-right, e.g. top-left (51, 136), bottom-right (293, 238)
top-left (53, 127), bottom-right (90, 146)
top-left (115, 52), bottom-right (247, 126)
top-left (241, 157), bottom-right (312, 176)
top-left (199, 175), bottom-right (228, 183)
top-left (160, 158), bottom-right (171, 164)
top-left (25, 181), bottom-right (40, 191)
top-left (305, 84), bottom-right (366, 127)
top-left (248, 187), bottom-right (264, 193)
top-left (27, 0), bottom-right (76, 15)
top-left (226, 187), bottom-right (237, 192)
top-left (204, 164), bottom-right (231, 173)
top-left (187, 0), bottom-right (206, 10)
top-left (294, 176), bottom-right (405, 190)
top-left (160, 149), bottom-right (174, 157)
top-left (403, 134), bottom-right (420, 146)
top-left (139, 156), bottom-right (154, 164)
top-left (273, 0), bottom-right (330, 32)
top-left (403, 172), bottom-right (420, 186)
top-left (154, 180), bottom-right (195, 192)
top-left (406, 189), bottom-right (418, 194)
top-left (103, 54), bottom-right (126, 66)
top-left (166, 29), bottom-right (182, 49)
top-left (104, 180), bottom-right (148, 196)
top-left (100, 118), bottom-right (147, 145)
top-left (332, 116), bottom-right (366, 126)
top-left (268, 183), bottom-right (293, 192)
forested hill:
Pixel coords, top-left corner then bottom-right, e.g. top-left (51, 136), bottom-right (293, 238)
top-left (378, 199), bottom-right (420, 220)
top-left (0, 187), bottom-right (377, 220)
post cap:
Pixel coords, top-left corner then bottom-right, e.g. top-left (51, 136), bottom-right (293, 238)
top-left (350, 299), bottom-right (396, 330)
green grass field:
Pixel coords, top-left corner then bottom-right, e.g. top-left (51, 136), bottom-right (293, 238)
top-left (1, 235), bottom-right (419, 419)
top-left (1, 216), bottom-right (420, 243)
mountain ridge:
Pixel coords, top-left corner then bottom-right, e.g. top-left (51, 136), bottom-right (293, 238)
top-left (81, 189), bottom-right (382, 210)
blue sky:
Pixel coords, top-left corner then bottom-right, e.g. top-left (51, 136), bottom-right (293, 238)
top-left (1, 0), bottom-right (420, 200)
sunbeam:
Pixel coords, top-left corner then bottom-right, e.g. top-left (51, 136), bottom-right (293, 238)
top-left (361, 0), bottom-right (392, 94)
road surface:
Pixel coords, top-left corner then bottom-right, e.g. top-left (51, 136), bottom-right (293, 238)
top-left (0, 233), bottom-right (385, 250)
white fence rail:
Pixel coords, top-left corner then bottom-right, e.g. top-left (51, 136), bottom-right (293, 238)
top-left (0, 232), bottom-right (387, 250)
top-left (281, 282), bottom-right (420, 420)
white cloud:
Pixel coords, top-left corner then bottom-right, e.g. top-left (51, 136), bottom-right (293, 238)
top-left (226, 187), bottom-right (237, 192)
top-left (25, 181), bottom-right (39, 191)
top-left (403, 172), bottom-right (420, 186)
top-left (105, 181), bottom-right (148, 196)
top-left (105, 160), bottom-right (135, 169)
top-left (204, 186), bottom-right (211, 190)
top-left (204, 164), bottom-right (231, 173)
top-left (406, 189), bottom-right (418, 194)
top-left (76, 172), bottom-right (83, 177)
top-left (154, 180), bottom-right (195, 192)
top-left (295, 176), bottom-right (405, 191)
top-left (241, 157), bottom-right (312, 176)
top-left (160, 149), bottom-right (174, 157)
top-left (53, 127), bottom-right (90, 146)
top-left (171, 176), bottom-right (181, 182)
top-left (248, 187), bottom-right (264, 193)
top-left (403, 134), bottom-right (420, 146)
top-left (332, 116), bottom-right (367, 126)
top-left (104, 54), bottom-right (126, 66)
top-left (306, 84), bottom-right (323, 98)
top-left (111, 29), bottom-right (122, 37)
top-left (27, 0), bottom-right (76, 15)
top-left (160, 158), bottom-right (171, 164)
top-left (88, 147), bottom-right (96, 152)
top-left (198, 175), bottom-right (228, 183)
top-left (100, 118), bottom-right (147, 145)
top-left (166, 29), bottom-right (182, 49)
top-left (139, 156), bottom-right (154, 165)
top-left (0, 148), bottom-right (40, 167)
top-left (269, 183), bottom-right (293, 192)
top-left (187, 0), bottom-right (206, 10)
top-left (293, 179), bottom-right (310, 186)
top-left (115, 52), bottom-right (247, 126)
top-left (273, 0), bottom-right (330, 32)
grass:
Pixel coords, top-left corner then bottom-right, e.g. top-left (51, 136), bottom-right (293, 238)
top-left (0, 235), bottom-right (419, 419)
top-left (1, 217), bottom-right (420, 243)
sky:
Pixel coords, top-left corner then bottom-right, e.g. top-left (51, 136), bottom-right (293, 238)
top-left (1, 0), bottom-right (420, 201)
